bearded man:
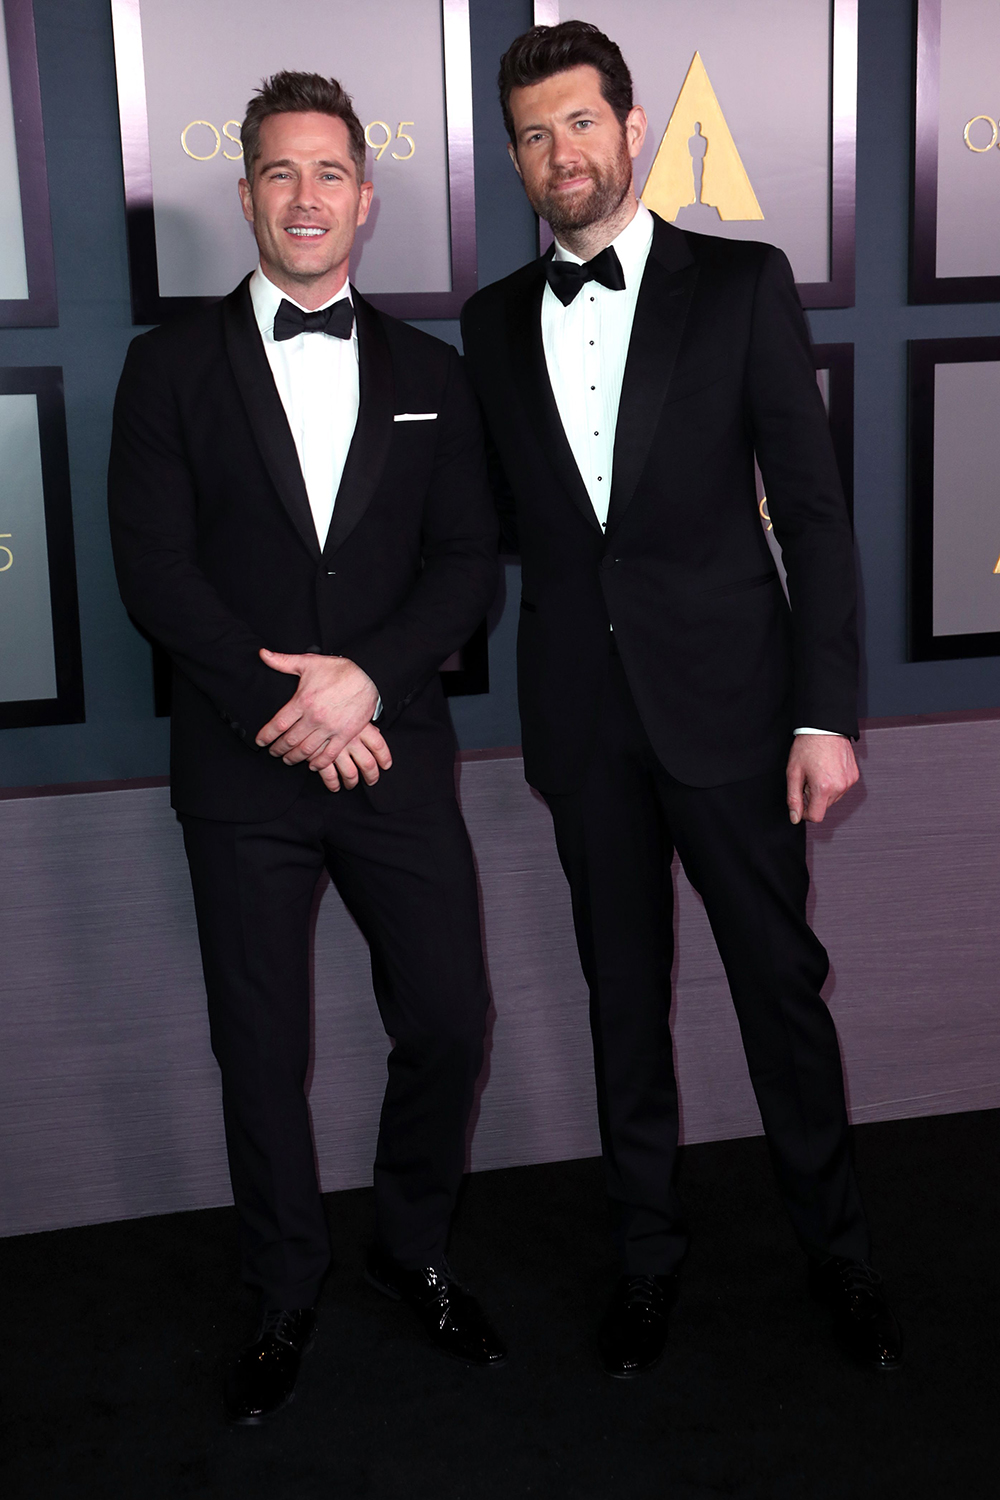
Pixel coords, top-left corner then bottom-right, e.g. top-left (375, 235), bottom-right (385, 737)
top-left (461, 21), bottom-right (901, 1378)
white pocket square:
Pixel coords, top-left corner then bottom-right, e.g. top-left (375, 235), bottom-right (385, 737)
top-left (394, 412), bottom-right (438, 421)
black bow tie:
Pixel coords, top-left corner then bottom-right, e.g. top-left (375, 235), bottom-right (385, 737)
top-left (544, 245), bottom-right (626, 306)
top-left (272, 297), bottom-right (355, 342)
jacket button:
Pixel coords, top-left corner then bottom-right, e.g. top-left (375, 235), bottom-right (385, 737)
top-left (601, 555), bottom-right (619, 570)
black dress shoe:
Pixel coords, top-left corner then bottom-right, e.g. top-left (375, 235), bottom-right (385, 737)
top-left (365, 1247), bottom-right (507, 1366)
top-left (808, 1257), bottom-right (902, 1370)
top-left (223, 1306), bottom-right (317, 1424)
top-left (598, 1273), bottom-right (679, 1379)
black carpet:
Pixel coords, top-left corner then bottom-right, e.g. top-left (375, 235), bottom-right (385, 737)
top-left (2, 1109), bottom-right (997, 1499)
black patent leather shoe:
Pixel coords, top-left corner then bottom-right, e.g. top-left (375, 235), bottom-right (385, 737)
top-left (365, 1247), bottom-right (507, 1366)
top-left (808, 1257), bottom-right (902, 1369)
top-left (223, 1306), bottom-right (317, 1425)
top-left (598, 1273), bottom-right (679, 1379)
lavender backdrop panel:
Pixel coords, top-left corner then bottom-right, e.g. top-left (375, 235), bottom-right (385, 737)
top-left (0, 0), bottom-right (28, 301)
top-left (936, 0), bottom-right (1000, 280)
top-left (126, 0), bottom-right (451, 299)
top-left (932, 361), bottom-right (1000, 638)
top-left (548, 0), bottom-right (832, 283)
top-left (0, 393), bottom-right (57, 702)
top-left (3, 718), bottom-right (1000, 1238)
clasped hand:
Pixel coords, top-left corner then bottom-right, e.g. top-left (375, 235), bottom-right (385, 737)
top-left (255, 649), bottom-right (391, 792)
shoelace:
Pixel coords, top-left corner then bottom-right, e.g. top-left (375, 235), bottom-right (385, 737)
top-left (258, 1308), bottom-right (305, 1345)
top-left (419, 1269), bottom-right (461, 1331)
top-left (828, 1260), bottom-right (887, 1316)
top-left (622, 1275), bottom-right (666, 1308)
top-left (833, 1260), bottom-right (883, 1294)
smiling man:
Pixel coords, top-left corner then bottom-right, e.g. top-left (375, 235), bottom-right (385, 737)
top-left (109, 72), bottom-right (504, 1424)
top-left (461, 22), bottom-right (901, 1379)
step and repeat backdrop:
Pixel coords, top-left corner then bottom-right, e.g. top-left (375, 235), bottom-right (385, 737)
top-left (1, 0), bottom-right (1000, 721)
top-left (3, 0), bottom-right (1000, 1236)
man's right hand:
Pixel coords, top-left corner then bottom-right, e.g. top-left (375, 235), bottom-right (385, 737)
top-left (317, 724), bottom-right (392, 792)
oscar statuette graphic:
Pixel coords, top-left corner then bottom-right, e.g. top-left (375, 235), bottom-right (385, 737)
top-left (641, 52), bottom-right (764, 225)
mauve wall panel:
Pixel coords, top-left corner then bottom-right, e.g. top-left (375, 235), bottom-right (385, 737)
top-left (2, 717), bottom-right (999, 1238)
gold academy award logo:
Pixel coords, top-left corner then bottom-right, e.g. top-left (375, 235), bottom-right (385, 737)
top-left (640, 52), bottom-right (763, 224)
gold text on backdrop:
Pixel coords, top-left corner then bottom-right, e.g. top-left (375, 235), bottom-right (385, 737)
top-left (963, 115), bottom-right (1000, 152)
top-left (180, 120), bottom-right (417, 163)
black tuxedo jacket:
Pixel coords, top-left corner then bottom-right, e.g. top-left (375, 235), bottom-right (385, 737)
top-left (109, 277), bottom-right (498, 822)
top-left (461, 214), bottom-right (858, 794)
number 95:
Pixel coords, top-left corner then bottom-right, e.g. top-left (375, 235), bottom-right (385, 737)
top-left (365, 121), bottom-right (416, 162)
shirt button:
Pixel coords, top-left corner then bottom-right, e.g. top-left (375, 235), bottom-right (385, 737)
top-left (589, 340), bottom-right (594, 346)
top-left (594, 431), bottom-right (599, 436)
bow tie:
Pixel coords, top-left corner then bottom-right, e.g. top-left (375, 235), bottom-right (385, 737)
top-left (544, 245), bottom-right (626, 306)
top-left (272, 297), bottom-right (355, 342)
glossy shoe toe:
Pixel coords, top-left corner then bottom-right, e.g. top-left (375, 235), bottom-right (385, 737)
top-left (809, 1257), bottom-right (902, 1370)
top-left (365, 1248), bottom-right (507, 1366)
top-left (598, 1273), bottom-right (678, 1379)
top-left (223, 1307), bottom-right (317, 1425)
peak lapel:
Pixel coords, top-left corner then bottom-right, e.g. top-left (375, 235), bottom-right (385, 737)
top-left (606, 220), bottom-right (697, 537)
top-left (222, 278), bottom-right (319, 560)
top-left (507, 262), bottom-right (602, 535)
top-left (323, 290), bottom-right (393, 558)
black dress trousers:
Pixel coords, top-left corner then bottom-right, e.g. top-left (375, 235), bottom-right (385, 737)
top-left (544, 650), bottom-right (870, 1275)
top-left (181, 784), bottom-right (490, 1310)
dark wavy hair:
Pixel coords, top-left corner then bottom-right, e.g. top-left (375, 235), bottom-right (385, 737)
top-left (241, 71), bottom-right (366, 184)
top-left (498, 20), bottom-right (633, 146)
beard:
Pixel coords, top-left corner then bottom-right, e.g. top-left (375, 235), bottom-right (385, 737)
top-left (528, 132), bottom-right (634, 236)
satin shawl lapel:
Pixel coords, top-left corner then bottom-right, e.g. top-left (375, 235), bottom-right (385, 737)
top-left (606, 220), bottom-right (697, 538)
top-left (507, 260), bottom-right (602, 535)
top-left (222, 277), bottom-right (319, 559)
top-left (324, 289), bottom-right (394, 558)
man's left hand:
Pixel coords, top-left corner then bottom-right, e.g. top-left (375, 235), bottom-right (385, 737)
top-left (256, 650), bottom-right (380, 770)
top-left (786, 735), bottom-right (859, 825)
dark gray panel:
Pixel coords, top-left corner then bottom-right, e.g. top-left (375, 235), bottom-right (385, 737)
top-left (3, 717), bottom-right (1000, 1238)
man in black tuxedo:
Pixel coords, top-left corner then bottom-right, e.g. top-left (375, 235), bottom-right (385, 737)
top-left (461, 22), bottom-right (901, 1376)
top-left (109, 71), bottom-right (505, 1424)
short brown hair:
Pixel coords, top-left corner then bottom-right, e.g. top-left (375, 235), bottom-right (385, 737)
top-left (498, 21), bottom-right (633, 145)
top-left (240, 71), bottom-right (367, 184)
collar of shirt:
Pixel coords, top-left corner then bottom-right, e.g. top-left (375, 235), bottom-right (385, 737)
top-left (550, 199), bottom-right (654, 290)
top-left (249, 265), bottom-right (357, 351)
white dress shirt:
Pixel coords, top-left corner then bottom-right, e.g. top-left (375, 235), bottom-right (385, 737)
top-left (250, 266), bottom-right (358, 550)
top-left (250, 266), bottom-right (383, 718)
top-left (540, 203), bottom-right (838, 740)
top-left (541, 201), bottom-right (654, 531)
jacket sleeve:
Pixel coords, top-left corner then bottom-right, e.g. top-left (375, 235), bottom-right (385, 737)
top-left (344, 346), bottom-right (500, 726)
top-left (744, 246), bottom-right (859, 739)
top-left (107, 334), bottom-right (290, 744)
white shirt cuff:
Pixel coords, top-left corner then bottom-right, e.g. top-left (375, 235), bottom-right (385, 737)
top-left (793, 727), bottom-right (845, 737)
